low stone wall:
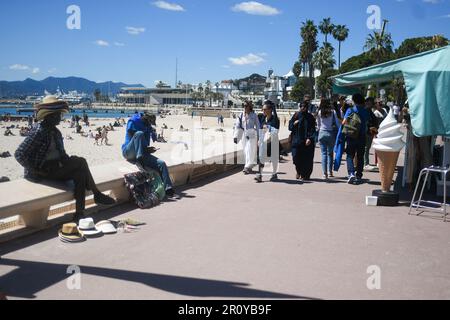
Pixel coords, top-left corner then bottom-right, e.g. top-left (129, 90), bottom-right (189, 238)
top-left (0, 137), bottom-right (290, 243)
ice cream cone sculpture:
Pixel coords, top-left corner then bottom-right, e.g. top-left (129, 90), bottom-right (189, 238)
top-left (372, 108), bottom-right (406, 192)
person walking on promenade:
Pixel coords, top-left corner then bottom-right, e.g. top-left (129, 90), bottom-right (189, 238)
top-left (393, 103), bottom-right (400, 123)
top-left (122, 112), bottom-right (175, 197)
top-left (317, 99), bottom-right (340, 180)
top-left (14, 96), bottom-right (116, 222)
top-left (234, 101), bottom-right (260, 175)
top-left (255, 100), bottom-right (280, 183)
top-left (337, 95), bottom-right (351, 120)
top-left (374, 98), bottom-right (387, 121)
top-left (289, 102), bottom-right (316, 181)
top-left (363, 97), bottom-right (379, 170)
top-left (342, 93), bottom-right (369, 184)
top-left (304, 94), bottom-right (319, 143)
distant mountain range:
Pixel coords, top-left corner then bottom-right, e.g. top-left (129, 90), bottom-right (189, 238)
top-left (0, 77), bottom-right (144, 98)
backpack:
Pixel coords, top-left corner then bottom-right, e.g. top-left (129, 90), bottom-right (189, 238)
top-left (342, 107), bottom-right (362, 140)
top-left (124, 170), bottom-right (166, 209)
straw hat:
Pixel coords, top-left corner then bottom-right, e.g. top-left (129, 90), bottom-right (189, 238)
top-left (36, 95), bottom-right (69, 109)
top-left (36, 95), bottom-right (70, 121)
top-left (59, 223), bottom-right (86, 243)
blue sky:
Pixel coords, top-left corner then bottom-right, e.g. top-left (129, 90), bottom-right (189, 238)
top-left (0, 0), bottom-right (449, 87)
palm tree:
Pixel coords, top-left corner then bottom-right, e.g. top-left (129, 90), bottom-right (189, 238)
top-left (300, 20), bottom-right (319, 96)
top-left (205, 80), bottom-right (212, 107)
top-left (197, 83), bottom-right (204, 105)
top-left (313, 45), bottom-right (336, 73)
top-left (300, 42), bottom-right (309, 75)
top-left (319, 18), bottom-right (334, 44)
top-left (292, 61), bottom-right (302, 78)
top-left (364, 31), bottom-right (394, 64)
top-left (332, 25), bottom-right (349, 71)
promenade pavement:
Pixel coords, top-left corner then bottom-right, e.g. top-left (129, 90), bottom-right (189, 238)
top-left (1, 146), bottom-right (450, 300)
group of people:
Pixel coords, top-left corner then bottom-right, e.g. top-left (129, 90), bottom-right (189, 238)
top-left (2, 115), bottom-right (35, 137)
top-left (12, 92), bottom-right (401, 225)
top-left (14, 96), bottom-right (176, 223)
top-left (93, 126), bottom-right (110, 146)
top-left (235, 92), bottom-right (399, 185)
top-left (233, 100), bottom-right (281, 182)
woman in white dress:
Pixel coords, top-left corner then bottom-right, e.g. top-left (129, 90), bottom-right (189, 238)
top-left (234, 101), bottom-right (261, 174)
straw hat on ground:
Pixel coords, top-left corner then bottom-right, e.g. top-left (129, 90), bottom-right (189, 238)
top-left (59, 223), bottom-right (86, 243)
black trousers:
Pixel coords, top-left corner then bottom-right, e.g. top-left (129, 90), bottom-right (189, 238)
top-left (292, 143), bottom-right (315, 179)
top-left (346, 139), bottom-right (366, 179)
top-left (41, 156), bottom-right (98, 213)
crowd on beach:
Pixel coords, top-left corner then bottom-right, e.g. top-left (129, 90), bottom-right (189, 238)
top-left (65, 114), bottom-right (127, 146)
top-left (234, 93), bottom-right (407, 185)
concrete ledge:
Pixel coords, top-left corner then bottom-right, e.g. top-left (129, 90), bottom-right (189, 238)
top-left (0, 137), bottom-right (289, 243)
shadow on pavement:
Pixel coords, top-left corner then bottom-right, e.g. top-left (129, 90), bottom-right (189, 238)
top-left (0, 166), bottom-right (243, 256)
top-left (0, 258), bottom-right (316, 300)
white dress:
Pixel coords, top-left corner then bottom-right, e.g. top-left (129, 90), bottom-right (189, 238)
top-left (234, 112), bottom-right (260, 169)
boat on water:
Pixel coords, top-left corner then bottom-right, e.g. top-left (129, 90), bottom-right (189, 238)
top-left (24, 87), bottom-right (91, 106)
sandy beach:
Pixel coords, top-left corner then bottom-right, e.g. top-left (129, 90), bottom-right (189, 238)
top-left (0, 114), bottom-right (290, 182)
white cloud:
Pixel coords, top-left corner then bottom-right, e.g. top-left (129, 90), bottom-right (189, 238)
top-left (126, 26), bottom-right (146, 35)
top-left (9, 64), bottom-right (41, 74)
top-left (153, 1), bottom-right (185, 11)
top-left (114, 42), bottom-right (125, 46)
top-left (94, 40), bottom-right (110, 46)
top-left (48, 68), bottom-right (57, 74)
top-left (231, 1), bottom-right (280, 16)
top-left (9, 64), bottom-right (30, 71)
top-left (423, 0), bottom-right (442, 4)
top-left (228, 53), bottom-right (266, 66)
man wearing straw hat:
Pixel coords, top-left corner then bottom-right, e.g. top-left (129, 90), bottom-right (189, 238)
top-left (15, 96), bottom-right (116, 221)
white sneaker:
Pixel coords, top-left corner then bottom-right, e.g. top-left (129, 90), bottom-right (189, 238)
top-left (347, 175), bottom-right (356, 184)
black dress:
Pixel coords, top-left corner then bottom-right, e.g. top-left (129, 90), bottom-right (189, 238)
top-left (289, 112), bottom-right (316, 179)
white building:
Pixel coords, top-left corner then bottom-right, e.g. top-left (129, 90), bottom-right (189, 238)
top-left (117, 87), bottom-right (193, 106)
top-left (264, 69), bottom-right (294, 105)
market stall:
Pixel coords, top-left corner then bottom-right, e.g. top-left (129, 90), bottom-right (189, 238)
top-left (331, 45), bottom-right (450, 211)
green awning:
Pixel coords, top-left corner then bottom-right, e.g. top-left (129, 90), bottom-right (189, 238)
top-left (332, 45), bottom-right (450, 137)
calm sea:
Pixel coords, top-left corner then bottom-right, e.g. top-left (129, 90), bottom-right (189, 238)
top-left (0, 104), bottom-right (154, 119)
